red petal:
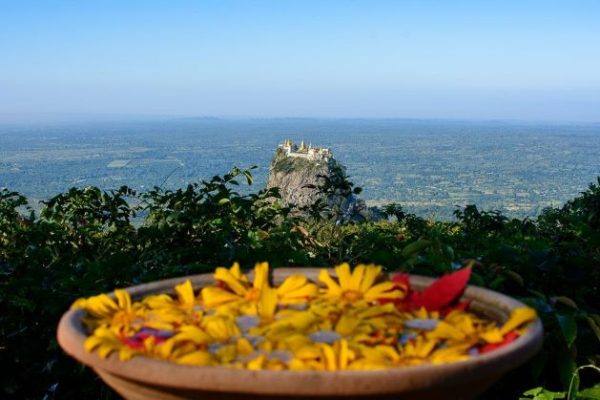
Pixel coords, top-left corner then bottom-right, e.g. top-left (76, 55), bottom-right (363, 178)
top-left (418, 267), bottom-right (471, 311)
top-left (440, 300), bottom-right (471, 315)
top-left (121, 337), bottom-right (145, 350)
top-left (392, 273), bottom-right (411, 291)
top-left (479, 331), bottom-right (519, 354)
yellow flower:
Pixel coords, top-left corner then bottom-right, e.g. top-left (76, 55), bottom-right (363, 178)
top-left (397, 335), bottom-right (469, 366)
top-left (171, 325), bottom-right (213, 346)
top-left (427, 310), bottom-right (503, 345)
top-left (84, 326), bottom-right (136, 361)
top-left (143, 280), bottom-right (202, 329)
top-left (318, 263), bottom-right (405, 304)
top-left (350, 344), bottom-right (399, 370)
top-left (398, 335), bottom-right (438, 364)
top-left (276, 274), bottom-right (319, 305)
top-left (259, 311), bottom-right (320, 341)
top-left (201, 262), bottom-right (269, 310)
top-left (335, 303), bottom-right (402, 341)
top-left (202, 314), bottom-right (241, 343)
top-left (74, 289), bottom-right (141, 332)
top-left (291, 340), bottom-right (355, 371)
top-left (77, 263), bottom-right (538, 370)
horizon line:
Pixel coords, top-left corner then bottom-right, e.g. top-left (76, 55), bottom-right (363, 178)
top-left (1, 112), bottom-right (599, 126)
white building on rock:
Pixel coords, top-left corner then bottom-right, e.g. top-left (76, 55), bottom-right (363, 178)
top-left (279, 139), bottom-right (332, 162)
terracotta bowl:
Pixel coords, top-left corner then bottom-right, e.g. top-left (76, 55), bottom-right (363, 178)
top-left (57, 268), bottom-right (543, 400)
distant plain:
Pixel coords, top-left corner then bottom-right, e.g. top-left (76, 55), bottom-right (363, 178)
top-left (1, 118), bottom-right (598, 219)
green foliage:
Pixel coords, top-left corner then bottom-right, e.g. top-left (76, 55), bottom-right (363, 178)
top-left (521, 365), bottom-right (600, 400)
top-left (1, 169), bottom-right (600, 399)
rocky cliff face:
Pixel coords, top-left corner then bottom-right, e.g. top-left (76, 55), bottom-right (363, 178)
top-left (266, 148), bottom-right (333, 209)
top-left (266, 147), bottom-right (363, 220)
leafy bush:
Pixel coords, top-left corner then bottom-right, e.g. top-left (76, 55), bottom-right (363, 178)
top-left (0, 169), bottom-right (599, 399)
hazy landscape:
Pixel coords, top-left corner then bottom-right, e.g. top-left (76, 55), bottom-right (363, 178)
top-left (1, 118), bottom-right (598, 219)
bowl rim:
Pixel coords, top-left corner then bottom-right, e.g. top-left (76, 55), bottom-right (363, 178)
top-left (57, 268), bottom-right (544, 396)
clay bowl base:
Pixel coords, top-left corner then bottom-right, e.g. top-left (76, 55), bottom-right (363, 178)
top-left (97, 369), bottom-right (497, 400)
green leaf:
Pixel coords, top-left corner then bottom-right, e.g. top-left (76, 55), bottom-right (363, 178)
top-left (218, 198), bottom-right (230, 205)
top-left (557, 349), bottom-right (577, 391)
top-left (579, 385), bottom-right (600, 400)
top-left (242, 171), bottom-right (254, 185)
top-left (523, 387), bottom-right (543, 396)
top-left (587, 316), bottom-right (600, 343)
top-left (556, 314), bottom-right (578, 348)
top-left (401, 239), bottom-right (431, 258)
top-left (520, 387), bottom-right (565, 400)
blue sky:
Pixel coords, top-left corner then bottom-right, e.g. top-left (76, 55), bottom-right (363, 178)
top-left (1, 1), bottom-right (599, 121)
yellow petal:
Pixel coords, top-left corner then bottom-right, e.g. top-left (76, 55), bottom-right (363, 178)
top-left (428, 321), bottom-right (466, 341)
top-left (84, 335), bottom-right (103, 352)
top-left (480, 328), bottom-right (504, 344)
top-left (349, 265), bottom-right (365, 291)
top-left (253, 262), bottom-right (270, 289)
top-left (277, 274), bottom-right (308, 293)
top-left (364, 282), bottom-right (403, 300)
top-left (97, 344), bottom-right (115, 359)
top-left (175, 280), bottom-right (195, 308)
top-left (176, 351), bottom-right (213, 366)
top-left (84, 294), bottom-right (118, 318)
top-left (201, 287), bottom-right (242, 308)
top-left (258, 286), bottom-right (278, 321)
top-left (203, 315), bottom-right (240, 342)
top-left (375, 345), bottom-right (400, 362)
top-left (335, 263), bottom-right (352, 290)
top-left (247, 354), bottom-right (266, 370)
top-left (70, 298), bottom-right (87, 310)
top-left (359, 265), bottom-right (382, 292)
top-left (339, 340), bottom-right (349, 370)
top-left (500, 307), bottom-right (537, 335)
top-left (318, 269), bottom-right (342, 297)
top-left (430, 343), bottom-right (470, 365)
top-left (214, 267), bottom-right (248, 295)
top-left (320, 344), bottom-right (337, 371)
top-left (114, 289), bottom-right (131, 312)
top-left (279, 284), bottom-right (319, 303)
top-left (174, 325), bottom-right (212, 344)
top-left (236, 338), bottom-right (255, 356)
top-left (335, 314), bottom-right (361, 336)
top-left (415, 338), bottom-right (436, 358)
top-left (230, 262), bottom-right (246, 281)
top-left (119, 348), bottom-right (134, 361)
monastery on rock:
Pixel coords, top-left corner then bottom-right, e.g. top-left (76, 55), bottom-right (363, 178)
top-left (278, 139), bottom-right (332, 162)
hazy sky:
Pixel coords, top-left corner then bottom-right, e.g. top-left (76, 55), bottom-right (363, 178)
top-left (1, 1), bottom-right (599, 122)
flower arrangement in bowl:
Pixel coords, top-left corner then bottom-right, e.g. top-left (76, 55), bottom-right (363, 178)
top-left (57, 264), bottom-right (543, 400)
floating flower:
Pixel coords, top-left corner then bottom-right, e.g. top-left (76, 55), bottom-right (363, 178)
top-left (276, 274), bottom-right (319, 305)
top-left (201, 262), bottom-right (269, 313)
top-left (319, 264), bottom-right (405, 304)
top-left (84, 326), bottom-right (138, 361)
top-left (75, 263), bottom-right (538, 371)
top-left (73, 289), bottom-right (142, 334)
top-left (142, 280), bottom-right (203, 329)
